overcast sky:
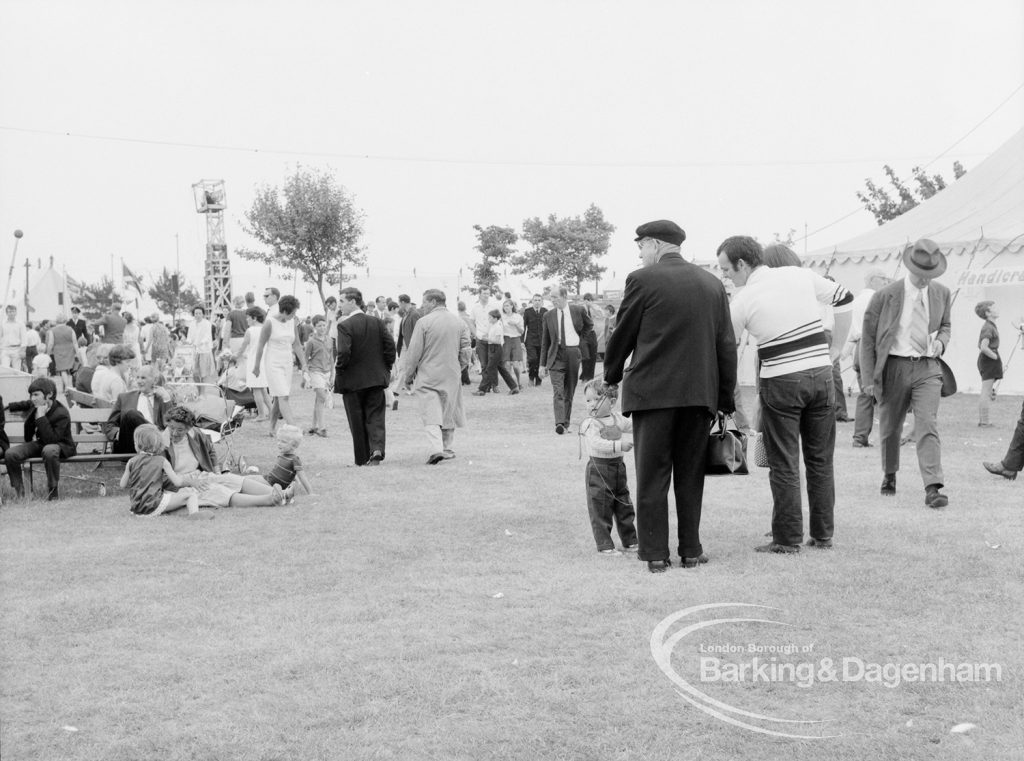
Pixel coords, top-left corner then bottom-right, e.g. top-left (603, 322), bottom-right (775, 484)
top-left (1, 0), bottom-right (1022, 306)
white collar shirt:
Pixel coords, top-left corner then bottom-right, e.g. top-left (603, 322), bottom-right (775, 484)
top-left (891, 275), bottom-right (931, 358)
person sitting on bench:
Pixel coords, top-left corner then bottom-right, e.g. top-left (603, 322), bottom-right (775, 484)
top-left (5, 378), bottom-right (77, 501)
top-left (106, 365), bottom-right (172, 454)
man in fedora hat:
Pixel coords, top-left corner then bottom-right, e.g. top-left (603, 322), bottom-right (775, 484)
top-left (860, 238), bottom-right (953, 508)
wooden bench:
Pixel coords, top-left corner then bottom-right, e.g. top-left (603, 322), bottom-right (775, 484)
top-left (5, 406), bottom-right (133, 493)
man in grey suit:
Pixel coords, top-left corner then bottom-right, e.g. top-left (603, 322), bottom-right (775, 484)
top-left (860, 239), bottom-right (952, 508)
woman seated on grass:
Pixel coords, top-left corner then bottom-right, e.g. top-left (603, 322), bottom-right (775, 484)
top-left (119, 424), bottom-right (213, 519)
top-left (161, 404), bottom-right (286, 507)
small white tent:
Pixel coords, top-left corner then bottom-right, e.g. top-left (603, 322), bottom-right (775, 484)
top-left (804, 127), bottom-right (1024, 394)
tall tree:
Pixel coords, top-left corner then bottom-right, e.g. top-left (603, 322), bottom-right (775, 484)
top-left (75, 277), bottom-right (122, 321)
top-left (148, 267), bottom-right (202, 317)
top-left (514, 204), bottom-right (614, 293)
top-left (471, 224), bottom-right (518, 293)
top-left (857, 161), bottom-right (967, 225)
top-left (237, 166), bottom-right (365, 310)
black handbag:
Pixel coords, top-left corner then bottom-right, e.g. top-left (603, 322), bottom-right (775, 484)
top-left (706, 413), bottom-right (749, 476)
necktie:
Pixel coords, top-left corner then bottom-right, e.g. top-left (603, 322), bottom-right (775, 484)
top-left (559, 310), bottom-right (566, 348)
top-left (911, 289), bottom-right (929, 356)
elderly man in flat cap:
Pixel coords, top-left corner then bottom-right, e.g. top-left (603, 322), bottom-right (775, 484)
top-left (603, 220), bottom-right (737, 573)
top-left (860, 239), bottom-right (953, 508)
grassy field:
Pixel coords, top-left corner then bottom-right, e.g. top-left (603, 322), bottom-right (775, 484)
top-left (1, 375), bottom-right (1022, 761)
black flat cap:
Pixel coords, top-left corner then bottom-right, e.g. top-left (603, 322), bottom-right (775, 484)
top-left (634, 220), bottom-right (686, 246)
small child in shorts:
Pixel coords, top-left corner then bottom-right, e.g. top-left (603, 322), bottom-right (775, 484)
top-left (578, 380), bottom-right (637, 555)
top-left (119, 424), bottom-right (213, 519)
top-left (260, 424), bottom-right (312, 502)
top-left (31, 343), bottom-right (51, 378)
top-left (304, 315), bottom-right (333, 436)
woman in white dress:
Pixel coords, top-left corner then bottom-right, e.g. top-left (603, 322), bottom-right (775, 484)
top-left (235, 307), bottom-right (271, 421)
top-left (253, 295), bottom-right (309, 434)
top-left (187, 306), bottom-right (216, 382)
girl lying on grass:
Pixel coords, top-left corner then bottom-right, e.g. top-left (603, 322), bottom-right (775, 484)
top-left (119, 424), bottom-right (214, 519)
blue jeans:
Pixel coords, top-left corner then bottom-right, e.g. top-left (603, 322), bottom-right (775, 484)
top-left (759, 366), bottom-right (836, 546)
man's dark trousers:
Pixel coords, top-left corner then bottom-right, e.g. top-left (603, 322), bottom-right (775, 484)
top-left (112, 410), bottom-right (147, 454)
top-left (759, 366), bottom-right (836, 545)
top-left (525, 341), bottom-right (542, 385)
top-left (6, 442), bottom-right (64, 498)
top-left (631, 406), bottom-right (712, 561)
top-left (342, 387), bottom-right (387, 465)
top-left (585, 457), bottom-right (637, 551)
top-left (548, 346), bottom-right (580, 427)
top-left (579, 332), bottom-right (598, 382)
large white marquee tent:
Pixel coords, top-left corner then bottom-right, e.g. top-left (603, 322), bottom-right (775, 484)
top-left (804, 127), bottom-right (1024, 394)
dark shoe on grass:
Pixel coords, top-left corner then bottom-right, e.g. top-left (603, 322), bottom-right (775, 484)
top-left (472, 390), bottom-right (488, 396)
top-left (426, 453), bottom-right (445, 465)
top-left (754, 542), bottom-right (800, 554)
top-left (647, 559), bottom-right (671, 573)
top-left (805, 538), bottom-right (833, 549)
top-left (852, 438), bottom-right (872, 448)
top-left (555, 424), bottom-right (565, 435)
top-left (681, 553), bottom-right (709, 568)
top-left (881, 473), bottom-right (896, 496)
top-left (366, 450), bottom-right (384, 466)
top-left (925, 485), bottom-right (948, 508)
top-left (983, 461), bottom-right (1017, 480)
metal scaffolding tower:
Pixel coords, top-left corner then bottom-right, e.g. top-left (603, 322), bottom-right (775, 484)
top-left (191, 179), bottom-right (232, 315)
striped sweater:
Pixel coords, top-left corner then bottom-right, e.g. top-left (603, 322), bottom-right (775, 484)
top-left (729, 266), bottom-right (852, 379)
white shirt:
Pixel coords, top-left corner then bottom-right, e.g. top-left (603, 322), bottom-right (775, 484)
top-left (1, 320), bottom-right (24, 349)
top-left (136, 391), bottom-right (155, 423)
top-left (891, 275), bottom-right (932, 358)
top-left (472, 300), bottom-right (494, 340)
top-left (556, 308), bottom-right (580, 347)
top-left (729, 266), bottom-right (852, 379)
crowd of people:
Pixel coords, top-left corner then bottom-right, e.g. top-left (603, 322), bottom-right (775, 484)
top-left (0, 225), bottom-right (1019, 555)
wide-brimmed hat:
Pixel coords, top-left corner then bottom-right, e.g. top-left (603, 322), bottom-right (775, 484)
top-left (903, 238), bottom-right (947, 279)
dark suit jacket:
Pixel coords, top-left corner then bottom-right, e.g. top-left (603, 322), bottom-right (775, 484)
top-left (603, 253), bottom-right (737, 416)
top-left (398, 308), bottom-right (420, 355)
top-left (335, 312), bottom-right (397, 393)
top-left (522, 307), bottom-right (547, 346)
top-left (7, 399), bottom-right (77, 457)
top-left (105, 389), bottom-right (170, 439)
top-left (860, 278), bottom-right (952, 401)
top-left (540, 305), bottom-right (594, 368)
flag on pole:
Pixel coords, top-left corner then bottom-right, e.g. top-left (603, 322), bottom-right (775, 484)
top-left (123, 262), bottom-right (143, 295)
top-left (65, 274), bottom-right (85, 301)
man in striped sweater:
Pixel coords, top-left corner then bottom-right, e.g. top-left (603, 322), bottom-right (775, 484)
top-left (718, 237), bottom-right (853, 554)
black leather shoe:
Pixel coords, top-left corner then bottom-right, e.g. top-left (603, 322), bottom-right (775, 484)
top-left (852, 439), bottom-right (873, 448)
top-left (555, 424), bottom-right (565, 435)
top-left (983, 461), bottom-right (1018, 480)
top-left (472, 390), bottom-right (488, 396)
top-left (925, 486), bottom-right (948, 508)
top-left (647, 559), bottom-right (671, 573)
top-left (805, 538), bottom-right (833, 549)
top-left (881, 473), bottom-right (896, 496)
top-left (681, 554), bottom-right (709, 568)
top-left (426, 453), bottom-right (445, 465)
top-left (365, 450), bottom-right (384, 466)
